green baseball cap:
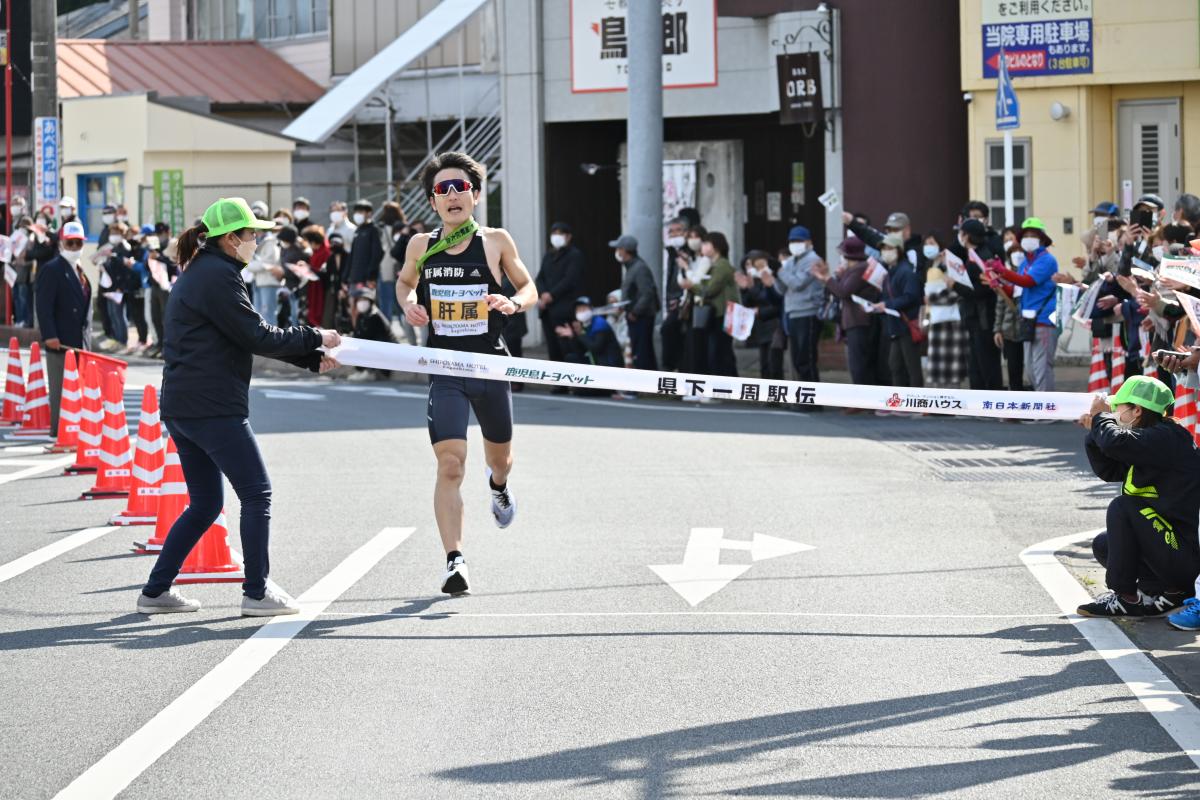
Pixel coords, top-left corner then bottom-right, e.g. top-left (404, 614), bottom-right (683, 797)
top-left (201, 197), bottom-right (274, 238)
top-left (1108, 375), bottom-right (1175, 415)
top-left (1021, 216), bottom-right (1047, 232)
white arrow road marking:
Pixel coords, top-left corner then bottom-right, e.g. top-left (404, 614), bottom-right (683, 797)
top-left (650, 528), bottom-right (814, 606)
top-left (53, 526), bottom-right (415, 800)
top-left (260, 389), bottom-right (324, 400)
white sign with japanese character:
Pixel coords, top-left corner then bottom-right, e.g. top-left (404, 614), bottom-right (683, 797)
top-left (570, 0), bottom-right (717, 93)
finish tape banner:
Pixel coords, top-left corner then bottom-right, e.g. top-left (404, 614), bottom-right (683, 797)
top-left (328, 338), bottom-right (1095, 421)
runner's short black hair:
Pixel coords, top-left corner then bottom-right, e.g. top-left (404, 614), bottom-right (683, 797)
top-left (423, 152), bottom-right (486, 198)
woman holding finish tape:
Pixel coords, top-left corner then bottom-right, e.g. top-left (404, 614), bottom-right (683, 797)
top-left (136, 197), bottom-right (340, 618)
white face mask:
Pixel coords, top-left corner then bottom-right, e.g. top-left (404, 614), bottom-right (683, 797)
top-left (1010, 251), bottom-right (1026, 267)
top-left (61, 248), bottom-right (82, 265)
top-left (352, 212), bottom-right (365, 226)
top-left (667, 235), bottom-right (686, 249)
top-left (922, 244), bottom-right (939, 259)
top-left (356, 300), bottom-right (371, 314)
top-left (273, 218), bottom-right (288, 227)
top-left (117, 214), bottom-right (128, 222)
top-left (234, 235), bottom-right (258, 263)
top-left (614, 251), bottom-right (625, 263)
top-left (788, 242), bottom-right (808, 256)
top-left (1153, 246), bottom-right (1165, 261)
top-left (108, 234), bottom-right (123, 246)
top-left (687, 237), bottom-right (702, 252)
top-left (576, 310), bottom-right (593, 324)
top-left (35, 217), bottom-right (48, 227)
top-left (102, 213), bottom-right (115, 225)
top-left (293, 208), bottom-right (309, 221)
top-left (330, 210), bottom-right (344, 224)
top-left (59, 207), bottom-right (73, 218)
top-left (550, 233), bottom-right (567, 249)
top-left (1021, 237), bottom-right (1041, 253)
top-left (880, 250), bottom-right (899, 266)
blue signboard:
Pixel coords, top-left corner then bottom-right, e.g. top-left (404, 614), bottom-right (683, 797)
top-left (982, 4), bottom-right (1092, 78)
top-left (995, 49), bottom-right (1020, 131)
top-left (34, 116), bottom-right (60, 208)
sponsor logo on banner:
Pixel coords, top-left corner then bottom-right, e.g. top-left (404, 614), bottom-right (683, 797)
top-left (980, 397), bottom-right (1059, 413)
top-left (658, 376), bottom-right (817, 404)
top-left (886, 392), bottom-right (966, 412)
top-left (426, 356), bottom-right (489, 376)
top-left (506, 367), bottom-right (594, 386)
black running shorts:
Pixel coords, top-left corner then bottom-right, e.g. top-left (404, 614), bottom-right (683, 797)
top-left (427, 375), bottom-right (513, 445)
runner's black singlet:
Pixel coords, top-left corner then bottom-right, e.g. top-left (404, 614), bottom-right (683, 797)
top-left (417, 230), bottom-right (506, 355)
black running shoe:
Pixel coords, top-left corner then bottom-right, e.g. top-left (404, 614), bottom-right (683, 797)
top-left (440, 555), bottom-right (470, 595)
top-left (1142, 591), bottom-right (1190, 617)
top-left (1077, 591), bottom-right (1146, 618)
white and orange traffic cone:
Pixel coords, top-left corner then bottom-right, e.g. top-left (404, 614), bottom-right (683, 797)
top-left (175, 511), bottom-right (244, 584)
top-left (48, 349), bottom-right (82, 453)
top-left (133, 437), bottom-right (185, 553)
top-left (1087, 338), bottom-right (1110, 394)
top-left (65, 360), bottom-right (102, 475)
top-left (110, 386), bottom-right (164, 526)
top-left (1111, 329), bottom-right (1126, 391)
top-left (1173, 383), bottom-right (1197, 435)
top-left (81, 370), bottom-right (132, 499)
top-left (1, 337), bottom-right (23, 426)
top-left (8, 342), bottom-right (50, 438)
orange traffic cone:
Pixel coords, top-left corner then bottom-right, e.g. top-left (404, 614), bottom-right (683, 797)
top-left (8, 342), bottom-right (50, 438)
top-left (1173, 383), bottom-right (1197, 432)
top-left (110, 386), bottom-right (164, 526)
top-left (133, 436), bottom-right (186, 553)
top-left (81, 370), bottom-right (131, 499)
top-left (65, 360), bottom-right (102, 475)
top-left (1111, 330), bottom-right (1126, 391)
top-left (175, 511), bottom-right (244, 584)
top-left (48, 350), bottom-right (82, 453)
top-left (1, 337), bottom-right (23, 426)
top-left (1087, 338), bottom-right (1110, 394)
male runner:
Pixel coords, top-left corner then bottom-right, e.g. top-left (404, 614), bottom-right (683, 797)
top-left (397, 152), bottom-right (538, 595)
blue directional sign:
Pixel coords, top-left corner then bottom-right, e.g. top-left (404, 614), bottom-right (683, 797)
top-left (995, 48), bottom-right (1020, 130)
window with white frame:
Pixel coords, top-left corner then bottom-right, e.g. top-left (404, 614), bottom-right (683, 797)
top-left (984, 138), bottom-right (1031, 226)
top-left (189, 0), bottom-right (328, 41)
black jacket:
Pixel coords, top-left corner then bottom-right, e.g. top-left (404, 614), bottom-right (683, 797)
top-left (1086, 415), bottom-right (1200, 544)
top-left (536, 245), bottom-right (586, 324)
top-left (352, 307), bottom-right (397, 344)
top-left (34, 254), bottom-right (91, 349)
top-left (949, 243), bottom-right (1000, 331)
top-left (160, 245), bottom-right (323, 419)
top-left (347, 223), bottom-right (383, 285)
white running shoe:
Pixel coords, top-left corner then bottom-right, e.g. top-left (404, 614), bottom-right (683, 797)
top-left (441, 555), bottom-right (470, 595)
top-left (136, 588), bottom-right (201, 614)
top-left (241, 588), bottom-right (300, 617)
top-left (486, 468), bottom-right (516, 529)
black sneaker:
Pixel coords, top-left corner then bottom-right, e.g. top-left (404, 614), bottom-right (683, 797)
top-left (440, 555), bottom-right (470, 595)
top-left (1077, 591), bottom-right (1147, 618)
top-left (1142, 591), bottom-right (1190, 617)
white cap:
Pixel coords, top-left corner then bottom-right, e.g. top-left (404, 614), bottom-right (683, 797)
top-left (59, 196), bottom-right (77, 208)
top-left (60, 220), bottom-right (86, 240)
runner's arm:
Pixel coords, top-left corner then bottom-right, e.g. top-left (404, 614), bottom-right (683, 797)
top-left (397, 234), bottom-right (430, 326)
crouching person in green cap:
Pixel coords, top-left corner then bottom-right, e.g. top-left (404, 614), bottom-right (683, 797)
top-left (1077, 375), bottom-right (1200, 618)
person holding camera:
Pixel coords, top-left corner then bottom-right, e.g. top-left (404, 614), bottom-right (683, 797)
top-left (1076, 376), bottom-right (1200, 619)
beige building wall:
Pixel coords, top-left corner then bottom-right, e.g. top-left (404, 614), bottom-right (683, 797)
top-left (331, 0), bottom-right (484, 77)
top-left (961, 0), bottom-right (1200, 263)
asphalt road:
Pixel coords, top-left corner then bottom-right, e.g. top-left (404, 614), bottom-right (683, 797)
top-left (1, 362), bottom-right (1198, 799)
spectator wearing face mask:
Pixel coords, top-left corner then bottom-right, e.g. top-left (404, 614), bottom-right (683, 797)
top-left (292, 197), bottom-right (312, 227)
top-left (1076, 379), bottom-right (1200, 619)
top-left (536, 222), bottom-right (585, 371)
top-left (126, 224), bottom-right (154, 352)
top-left (811, 238), bottom-right (880, 400)
top-left (8, 195), bottom-right (26, 234)
top-left (301, 226), bottom-right (330, 327)
top-left (97, 203), bottom-right (118, 244)
top-left (734, 251), bottom-right (785, 380)
top-left (661, 217), bottom-right (689, 371)
top-left (35, 221), bottom-right (92, 433)
top-left (951, 218), bottom-right (1003, 391)
top-left (612, 234), bottom-right (659, 371)
top-left (328, 201), bottom-right (356, 242)
top-left (375, 201), bottom-right (405, 327)
top-left (555, 297), bottom-right (623, 373)
top-left (776, 225), bottom-right (825, 382)
top-left (347, 199), bottom-right (382, 303)
top-left (873, 233), bottom-right (923, 388)
top-left (922, 232), bottom-right (968, 389)
top-left (324, 232), bottom-right (351, 330)
top-left (990, 217), bottom-right (1059, 394)
top-left (145, 234), bottom-right (178, 359)
top-left (10, 216), bottom-right (36, 327)
top-left (101, 222), bottom-right (133, 351)
top-left (348, 287), bottom-right (397, 382)
top-left (57, 196), bottom-right (78, 230)
top-left (277, 224), bottom-right (312, 327)
top-left (992, 227), bottom-right (1027, 392)
top-left (245, 214), bottom-right (284, 324)
top-left (680, 232), bottom-right (738, 378)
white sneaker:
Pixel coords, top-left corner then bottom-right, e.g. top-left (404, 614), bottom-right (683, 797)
top-left (137, 588), bottom-right (201, 614)
top-left (486, 468), bottom-right (516, 529)
top-left (441, 555), bottom-right (470, 595)
top-left (346, 370), bottom-right (373, 382)
top-left (241, 587), bottom-right (300, 617)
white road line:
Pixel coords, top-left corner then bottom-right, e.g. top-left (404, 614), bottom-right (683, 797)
top-left (317, 610), bottom-right (1064, 620)
top-left (0, 527), bottom-right (118, 585)
top-left (1021, 530), bottom-right (1200, 769)
top-left (53, 526), bottom-right (415, 800)
top-left (0, 445), bottom-right (53, 456)
top-left (0, 456), bottom-right (74, 486)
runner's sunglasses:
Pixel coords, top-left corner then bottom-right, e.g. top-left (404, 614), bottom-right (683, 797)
top-left (431, 178), bottom-right (474, 197)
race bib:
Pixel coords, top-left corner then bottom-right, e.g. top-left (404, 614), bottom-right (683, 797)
top-left (429, 283), bottom-right (489, 337)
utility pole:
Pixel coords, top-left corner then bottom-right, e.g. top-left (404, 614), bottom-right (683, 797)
top-left (3, 0), bottom-right (10, 325)
top-left (626, 0), bottom-right (663, 302)
top-left (30, 0), bottom-right (55, 120)
top-left (128, 0), bottom-right (139, 40)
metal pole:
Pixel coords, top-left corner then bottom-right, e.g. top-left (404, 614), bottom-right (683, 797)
top-left (1003, 129), bottom-right (1014, 227)
top-left (128, 0), bottom-right (139, 39)
top-left (457, 27), bottom-right (467, 150)
top-left (30, 0), bottom-right (56, 120)
top-left (352, 120), bottom-right (361, 200)
top-left (384, 96), bottom-right (394, 201)
top-left (627, 0), bottom-right (664, 301)
top-left (4, 0), bottom-right (11, 324)
top-left (424, 55), bottom-right (434, 155)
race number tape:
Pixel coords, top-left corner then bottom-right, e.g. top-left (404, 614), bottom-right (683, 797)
top-left (327, 338), bottom-right (1095, 420)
